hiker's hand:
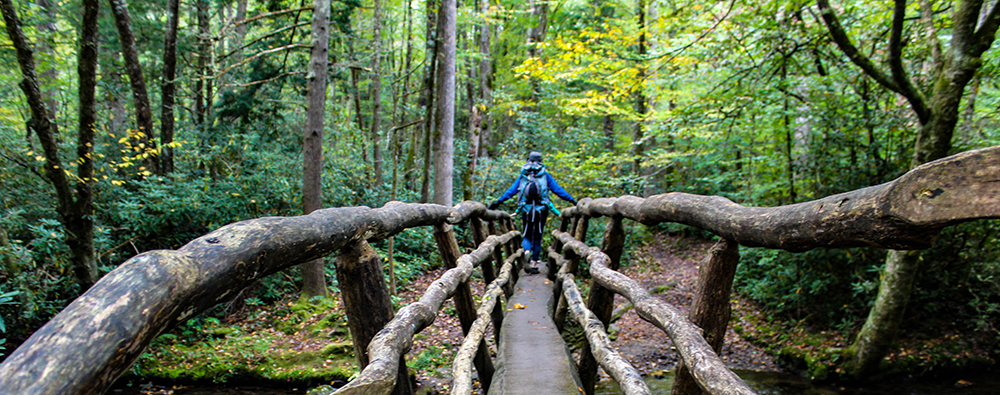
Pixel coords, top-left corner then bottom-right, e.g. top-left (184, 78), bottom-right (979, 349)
top-left (488, 201), bottom-right (501, 210)
top-left (567, 198), bottom-right (577, 206)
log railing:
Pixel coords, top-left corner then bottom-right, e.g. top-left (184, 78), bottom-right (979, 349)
top-left (0, 201), bottom-right (521, 395)
top-left (547, 145), bottom-right (1000, 395)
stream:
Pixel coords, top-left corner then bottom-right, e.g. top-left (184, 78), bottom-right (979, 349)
top-left (111, 369), bottom-right (1000, 394)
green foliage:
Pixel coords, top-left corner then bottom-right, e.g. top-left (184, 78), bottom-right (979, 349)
top-left (736, 247), bottom-right (884, 328)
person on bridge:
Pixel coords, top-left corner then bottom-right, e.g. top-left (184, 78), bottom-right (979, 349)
top-left (489, 151), bottom-right (576, 274)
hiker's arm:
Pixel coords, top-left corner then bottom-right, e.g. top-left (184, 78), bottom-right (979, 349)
top-left (491, 176), bottom-right (522, 209)
top-left (546, 173), bottom-right (576, 204)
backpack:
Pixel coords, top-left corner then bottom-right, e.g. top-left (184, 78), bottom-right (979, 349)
top-left (517, 169), bottom-right (550, 213)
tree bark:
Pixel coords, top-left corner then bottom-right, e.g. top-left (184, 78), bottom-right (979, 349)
top-left (419, 0), bottom-right (439, 202)
top-left (160, 0), bottom-right (180, 174)
top-left (672, 239), bottom-right (740, 395)
top-left (1, 0), bottom-right (100, 289)
top-left (109, 0), bottom-right (158, 175)
top-left (632, 0), bottom-right (647, 180)
top-left (432, 0), bottom-right (456, 207)
top-left (335, 240), bottom-right (413, 395)
top-left (371, 0), bottom-right (385, 187)
top-left (300, 0), bottom-right (331, 300)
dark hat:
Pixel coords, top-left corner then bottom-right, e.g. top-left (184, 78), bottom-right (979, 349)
top-left (527, 152), bottom-right (542, 163)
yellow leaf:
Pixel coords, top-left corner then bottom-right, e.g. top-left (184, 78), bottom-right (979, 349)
top-left (513, 303), bottom-right (526, 309)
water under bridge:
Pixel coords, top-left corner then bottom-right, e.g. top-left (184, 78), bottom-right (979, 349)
top-left (2, 147), bottom-right (1000, 395)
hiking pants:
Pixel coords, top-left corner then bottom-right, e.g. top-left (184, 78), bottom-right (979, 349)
top-left (521, 207), bottom-right (548, 261)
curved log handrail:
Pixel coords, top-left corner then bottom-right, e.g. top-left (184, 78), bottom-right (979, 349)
top-left (554, 231), bottom-right (757, 395)
top-left (556, 268), bottom-right (649, 395)
top-left (330, 231), bottom-right (520, 395)
top-left (451, 248), bottom-right (523, 394)
top-left (566, 146), bottom-right (1000, 251)
top-left (0, 202), bottom-right (512, 395)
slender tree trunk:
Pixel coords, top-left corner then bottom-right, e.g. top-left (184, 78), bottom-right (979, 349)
top-left (433, 0), bottom-right (456, 207)
top-left (419, 0), bottom-right (439, 203)
top-left (401, 0), bottom-right (417, 190)
top-left (631, 0), bottom-right (647, 180)
top-left (109, 0), bottom-right (158, 175)
top-left (1, 0), bottom-right (100, 288)
top-left (300, 0), bottom-right (331, 300)
top-left (36, 0), bottom-right (60, 125)
top-left (371, 0), bottom-right (385, 187)
top-left (477, 0), bottom-right (494, 159)
top-left (161, 0), bottom-right (180, 174)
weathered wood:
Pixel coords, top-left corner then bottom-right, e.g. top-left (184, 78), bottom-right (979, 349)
top-left (331, 231), bottom-right (516, 395)
top-left (336, 240), bottom-right (413, 395)
top-left (580, 215), bottom-right (626, 395)
top-left (554, 231), bottom-right (756, 395)
top-left (433, 223), bottom-right (495, 392)
top-left (470, 217), bottom-right (497, 285)
top-left (551, 247), bottom-right (572, 331)
top-left (0, 202), bottom-right (453, 395)
top-left (559, 271), bottom-right (650, 395)
top-left (606, 146), bottom-right (1000, 251)
top-left (672, 239), bottom-right (740, 395)
top-left (452, 245), bottom-right (514, 394)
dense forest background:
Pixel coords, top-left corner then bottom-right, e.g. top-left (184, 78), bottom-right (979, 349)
top-left (1, 0), bottom-right (998, 375)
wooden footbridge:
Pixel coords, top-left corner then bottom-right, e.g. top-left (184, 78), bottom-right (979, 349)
top-left (2, 147), bottom-right (1000, 395)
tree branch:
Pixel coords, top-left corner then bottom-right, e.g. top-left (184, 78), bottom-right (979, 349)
top-left (816, 0), bottom-right (902, 94)
top-left (889, 0), bottom-right (930, 123)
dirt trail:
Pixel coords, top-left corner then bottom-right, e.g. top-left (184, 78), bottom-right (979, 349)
top-left (609, 233), bottom-right (781, 375)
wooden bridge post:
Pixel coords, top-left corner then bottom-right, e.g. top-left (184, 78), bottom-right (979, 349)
top-left (548, 213), bottom-right (572, 275)
top-left (578, 215), bottom-right (626, 395)
top-left (471, 217), bottom-right (506, 341)
top-left (433, 223), bottom-right (496, 392)
top-left (671, 238), bottom-right (740, 395)
top-left (335, 239), bottom-right (414, 395)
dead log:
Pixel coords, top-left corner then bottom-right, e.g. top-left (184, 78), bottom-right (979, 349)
top-left (0, 202), bottom-right (452, 395)
top-left (587, 147), bottom-right (1000, 251)
top-left (554, 231), bottom-right (756, 395)
top-left (331, 231), bottom-right (518, 395)
top-left (558, 271), bottom-right (650, 395)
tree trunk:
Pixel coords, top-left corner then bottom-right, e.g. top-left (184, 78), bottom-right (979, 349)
top-left (160, 0), bottom-right (180, 174)
top-left (371, 0), bottom-right (385, 187)
top-left (432, 0), bottom-right (456, 207)
top-left (300, 0), bottom-right (331, 300)
top-left (109, 0), bottom-right (157, 176)
top-left (419, 0), bottom-right (439, 202)
top-left (817, 0), bottom-right (1000, 377)
top-left (632, 0), bottom-right (647, 180)
top-left (579, 215), bottom-right (625, 395)
top-left (336, 240), bottom-right (413, 395)
top-left (35, 0), bottom-right (60, 125)
top-left (1, 0), bottom-right (100, 289)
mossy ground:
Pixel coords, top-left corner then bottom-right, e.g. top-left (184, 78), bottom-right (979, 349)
top-left (125, 296), bottom-right (358, 388)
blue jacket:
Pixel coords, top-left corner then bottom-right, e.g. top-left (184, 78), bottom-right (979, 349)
top-left (497, 169), bottom-right (574, 206)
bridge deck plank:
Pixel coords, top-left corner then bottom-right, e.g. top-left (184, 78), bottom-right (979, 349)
top-left (489, 266), bottom-right (582, 395)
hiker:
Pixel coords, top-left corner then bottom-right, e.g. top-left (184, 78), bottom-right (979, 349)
top-left (489, 152), bottom-right (576, 274)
